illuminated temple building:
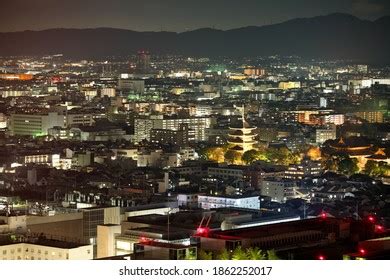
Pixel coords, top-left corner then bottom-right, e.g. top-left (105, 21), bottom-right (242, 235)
top-left (227, 110), bottom-right (257, 154)
top-left (323, 137), bottom-right (389, 168)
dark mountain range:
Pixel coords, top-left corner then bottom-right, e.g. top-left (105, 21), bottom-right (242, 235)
top-left (0, 13), bottom-right (389, 62)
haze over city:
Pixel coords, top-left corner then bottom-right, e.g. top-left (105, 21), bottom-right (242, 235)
top-left (1, 0), bottom-right (390, 32)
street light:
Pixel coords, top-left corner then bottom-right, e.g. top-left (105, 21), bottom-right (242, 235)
top-left (166, 208), bottom-right (174, 243)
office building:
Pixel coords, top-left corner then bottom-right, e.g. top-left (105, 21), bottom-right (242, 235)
top-left (10, 112), bottom-right (65, 136)
top-left (118, 79), bottom-right (145, 94)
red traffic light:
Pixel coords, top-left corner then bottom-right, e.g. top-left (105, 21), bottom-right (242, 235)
top-left (318, 255), bottom-right (326, 260)
top-left (196, 227), bottom-right (210, 235)
top-left (375, 225), bottom-right (384, 233)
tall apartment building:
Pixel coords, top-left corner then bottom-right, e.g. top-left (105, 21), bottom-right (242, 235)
top-left (150, 124), bottom-right (189, 146)
top-left (315, 125), bottom-right (336, 144)
top-left (134, 115), bottom-right (211, 143)
top-left (355, 111), bottom-right (384, 123)
top-left (322, 114), bottom-right (345, 126)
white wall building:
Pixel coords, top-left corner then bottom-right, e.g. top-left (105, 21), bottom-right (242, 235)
top-left (198, 195), bottom-right (260, 210)
top-left (261, 179), bottom-right (297, 202)
top-left (10, 112), bottom-right (65, 136)
top-left (315, 125), bottom-right (336, 144)
top-left (0, 242), bottom-right (93, 260)
top-left (177, 193), bottom-right (200, 208)
top-left (322, 114), bottom-right (345, 126)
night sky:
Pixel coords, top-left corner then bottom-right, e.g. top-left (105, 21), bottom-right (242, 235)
top-left (0, 0), bottom-right (389, 32)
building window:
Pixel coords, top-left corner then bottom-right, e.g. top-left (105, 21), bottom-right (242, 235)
top-left (2, 250), bottom-right (6, 255)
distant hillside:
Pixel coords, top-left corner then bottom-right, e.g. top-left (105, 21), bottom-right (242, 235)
top-left (0, 13), bottom-right (389, 62)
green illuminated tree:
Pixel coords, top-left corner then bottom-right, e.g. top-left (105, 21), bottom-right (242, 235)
top-left (242, 149), bottom-right (259, 165)
top-left (198, 249), bottom-right (213, 260)
top-left (184, 249), bottom-right (197, 260)
top-left (338, 158), bottom-right (359, 176)
top-left (266, 250), bottom-right (280, 260)
top-left (246, 247), bottom-right (266, 260)
top-left (365, 160), bottom-right (390, 177)
top-left (216, 248), bottom-right (231, 260)
top-left (224, 150), bottom-right (241, 165)
top-left (231, 246), bottom-right (247, 260)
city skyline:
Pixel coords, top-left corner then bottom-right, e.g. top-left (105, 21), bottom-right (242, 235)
top-left (0, 0), bottom-right (389, 264)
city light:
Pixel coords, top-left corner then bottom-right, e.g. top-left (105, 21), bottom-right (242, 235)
top-left (0, 1), bottom-right (389, 270)
top-left (196, 227), bottom-right (210, 236)
top-left (317, 255), bottom-right (326, 260)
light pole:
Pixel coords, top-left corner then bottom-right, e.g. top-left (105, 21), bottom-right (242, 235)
top-left (167, 208), bottom-right (173, 243)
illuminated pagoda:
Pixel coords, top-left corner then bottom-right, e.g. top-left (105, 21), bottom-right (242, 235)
top-left (227, 107), bottom-right (257, 154)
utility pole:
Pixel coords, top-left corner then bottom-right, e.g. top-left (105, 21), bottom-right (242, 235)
top-left (167, 208), bottom-right (173, 243)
